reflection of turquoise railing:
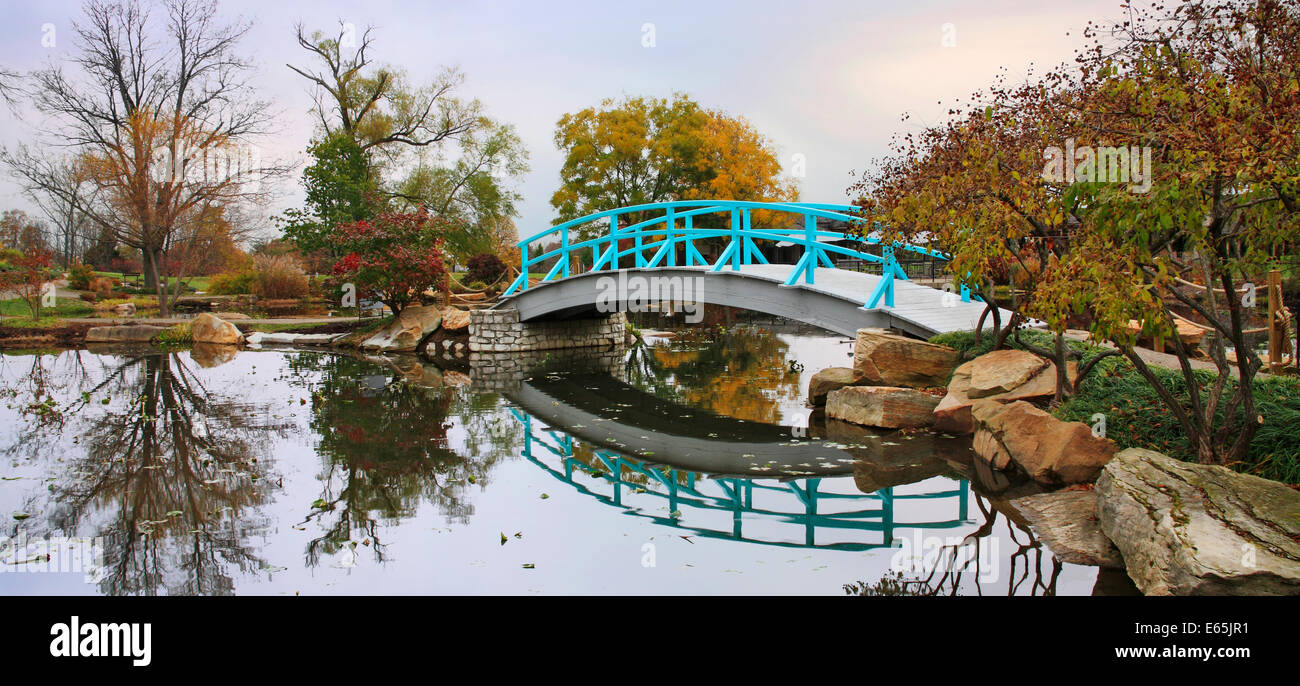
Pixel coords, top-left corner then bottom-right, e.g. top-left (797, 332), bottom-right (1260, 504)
top-left (503, 200), bottom-right (971, 309)
top-left (510, 409), bottom-right (969, 551)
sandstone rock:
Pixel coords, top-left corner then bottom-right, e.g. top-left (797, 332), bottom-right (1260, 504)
top-left (1097, 448), bottom-right (1300, 596)
top-left (360, 305), bottom-right (442, 352)
top-left (968, 349), bottom-right (1049, 398)
top-left (213, 311), bottom-right (251, 320)
top-left (932, 357), bottom-right (1077, 434)
top-left (440, 306), bottom-right (471, 332)
top-left (826, 386), bottom-right (941, 429)
top-left (191, 313), bottom-right (243, 345)
top-left (852, 328), bottom-right (959, 388)
top-left (971, 400), bottom-right (1116, 486)
top-left (1011, 490), bottom-right (1124, 568)
top-left (85, 325), bottom-right (166, 343)
top-left (807, 367), bottom-right (865, 406)
top-left (112, 302), bottom-right (136, 317)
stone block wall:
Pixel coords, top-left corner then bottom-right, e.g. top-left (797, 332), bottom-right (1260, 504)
top-left (468, 308), bottom-right (626, 353)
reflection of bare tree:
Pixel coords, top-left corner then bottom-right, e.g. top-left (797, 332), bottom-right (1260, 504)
top-left (843, 495), bottom-right (1063, 597)
top-left (8, 351), bottom-right (287, 595)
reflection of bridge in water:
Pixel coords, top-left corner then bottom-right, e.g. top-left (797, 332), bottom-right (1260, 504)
top-left (505, 373), bottom-right (972, 551)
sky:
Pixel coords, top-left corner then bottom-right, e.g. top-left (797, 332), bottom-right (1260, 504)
top-left (0, 0), bottom-right (1135, 241)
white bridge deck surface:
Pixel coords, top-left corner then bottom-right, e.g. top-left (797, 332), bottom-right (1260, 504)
top-left (725, 263), bottom-right (1007, 335)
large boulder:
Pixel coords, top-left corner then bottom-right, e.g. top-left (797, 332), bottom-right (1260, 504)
top-left (440, 306), bottom-right (471, 332)
top-left (852, 328), bottom-right (959, 388)
top-left (971, 400), bottom-right (1116, 486)
top-left (1011, 490), bottom-right (1124, 568)
top-left (85, 325), bottom-right (166, 343)
top-left (360, 304), bottom-right (442, 353)
top-left (1097, 448), bottom-right (1300, 596)
top-left (807, 367), bottom-right (864, 406)
top-left (191, 313), bottom-right (243, 345)
top-left (826, 386), bottom-right (941, 429)
top-left (968, 349), bottom-right (1049, 398)
top-left (932, 355), bottom-right (1076, 434)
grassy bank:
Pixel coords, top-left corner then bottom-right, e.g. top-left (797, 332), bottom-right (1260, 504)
top-left (928, 329), bottom-right (1300, 484)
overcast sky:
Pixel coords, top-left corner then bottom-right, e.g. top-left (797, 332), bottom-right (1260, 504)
top-left (0, 0), bottom-right (1133, 240)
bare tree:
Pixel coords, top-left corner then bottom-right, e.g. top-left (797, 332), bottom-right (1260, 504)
top-left (2, 0), bottom-right (290, 315)
top-left (287, 21), bottom-right (480, 162)
top-left (5, 153), bottom-right (98, 266)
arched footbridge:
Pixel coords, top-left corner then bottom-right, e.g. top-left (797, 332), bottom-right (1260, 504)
top-left (500, 200), bottom-right (1011, 338)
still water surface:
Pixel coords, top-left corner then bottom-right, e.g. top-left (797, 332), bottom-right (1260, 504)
top-left (0, 326), bottom-right (1103, 595)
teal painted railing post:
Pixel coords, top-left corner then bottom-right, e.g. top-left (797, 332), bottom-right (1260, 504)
top-left (804, 213), bottom-right (817, 285)
top-left (561, 225), bottom-right (570, 278)
top-left (741, 208), bottom-right (751, 265)
top-left (520, 243), bottom-right (529, 291)
top-left (730, 208), bottom-right (740, 270)
top-left (665, 206), bottom-right (676, 267)
top-left (609, 215), bottom-right (618, 271)
top-left (884, 246), bottom-right (895, 307)
top-left (684, 214), bottom-right (694, 265)
top-left (634, 213), bottom-right (646, 267)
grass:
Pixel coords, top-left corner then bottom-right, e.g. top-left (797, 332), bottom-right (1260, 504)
top-left (153, 323), bottom-right (193, 347)
top-left (1055, 356), bottom-right (1300, 484)
top-left (0, 297), bottom-right (95, 320)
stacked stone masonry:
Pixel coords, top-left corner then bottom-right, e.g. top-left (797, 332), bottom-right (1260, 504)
top-left (469, 309), bottom-right (627, 353)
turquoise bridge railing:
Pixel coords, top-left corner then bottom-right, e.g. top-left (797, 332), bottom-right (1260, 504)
top-left (503, 200), bottom-right (972, 310)
top-left (509, 409), bottom-right (970, 550)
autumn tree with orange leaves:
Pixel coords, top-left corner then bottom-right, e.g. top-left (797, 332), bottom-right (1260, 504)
top-left (853, 0), bottom-right (1300, 466)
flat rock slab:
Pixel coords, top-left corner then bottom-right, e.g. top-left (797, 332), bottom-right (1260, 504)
top-left (85, 325), bottom-right (166, 343)
top-left (1097, 448), bottom-right (1300, 596)
top-left (827, 386), bottom-right (941, 429)
top-left (1011, 490), bottom-right (1124, 568)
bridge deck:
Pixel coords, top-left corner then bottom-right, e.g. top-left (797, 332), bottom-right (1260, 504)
top-left (725, 263), bottom-right (1003, 336)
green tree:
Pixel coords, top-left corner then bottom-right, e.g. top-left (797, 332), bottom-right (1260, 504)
top-left (278, 132), bottom-right (380, 256)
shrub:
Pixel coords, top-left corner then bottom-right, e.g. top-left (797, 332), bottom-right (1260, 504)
top-left (208, 269), bottom-right (258, 295)
top-left (465, 253), bottom-right (508, 286)
top-left (68, 263), bottom-right (95, 290)
top-left (327, 208), bottom-right (452, 315)
top-left (253, 255), bottom-right (309, 300)
top-left (88, 276), bottom-right (115, 298)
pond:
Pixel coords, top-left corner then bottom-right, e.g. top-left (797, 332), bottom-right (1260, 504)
top-left (0, 324), bottom-right (1108, 595)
